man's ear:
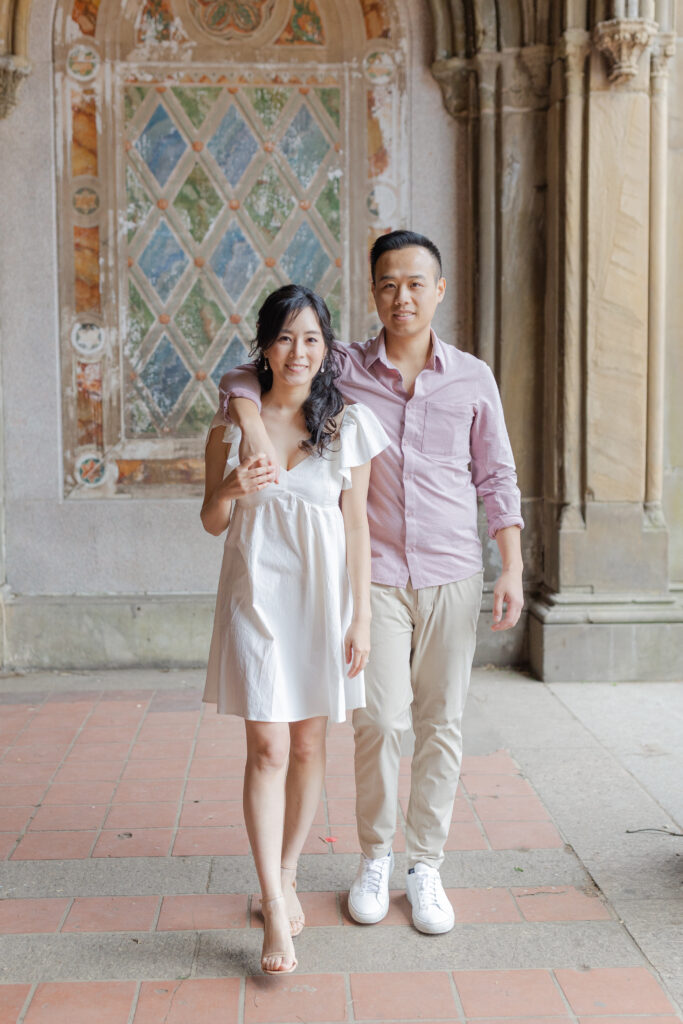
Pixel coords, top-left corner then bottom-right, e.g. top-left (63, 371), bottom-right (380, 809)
top-left (436, 277), bottom-right (447, 303)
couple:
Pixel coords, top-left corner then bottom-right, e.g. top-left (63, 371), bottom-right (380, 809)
top-left (201, 230), bottom-right (524, 975)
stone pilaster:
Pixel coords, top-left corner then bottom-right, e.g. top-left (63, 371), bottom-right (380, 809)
top-left (0, 55), bottom-right (29, 118)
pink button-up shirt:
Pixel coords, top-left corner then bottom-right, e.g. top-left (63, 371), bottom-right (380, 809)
top-left (220, 331), bottom-right (523, 589)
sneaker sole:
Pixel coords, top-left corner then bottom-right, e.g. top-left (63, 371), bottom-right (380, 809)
top-left (347, 899), bottom-right (389, 925)
top-left (411, 913), bottom-right (455, 934)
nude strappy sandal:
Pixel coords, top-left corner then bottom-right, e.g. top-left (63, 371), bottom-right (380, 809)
top-left (260, 895), bottom-right (298, 975)
top-left (281, 865), bottom-right (305, 937)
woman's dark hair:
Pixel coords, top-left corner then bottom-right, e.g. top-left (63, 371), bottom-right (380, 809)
top-left (250, 284), bottom-right (343, 457)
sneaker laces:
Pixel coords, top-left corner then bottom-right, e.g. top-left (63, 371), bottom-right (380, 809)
top-left (358, 857), bottom-right (389, 895)
top-left (414, 870), bottom-right (441, 907)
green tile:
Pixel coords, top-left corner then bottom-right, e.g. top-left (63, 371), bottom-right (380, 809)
top-left (126, 165), bottom-right (153, 242)
top-left (245, 86), bottom-right (292, 130)
top-left (171, 86), bottom-right (223, 129)
top-left (127, 396), bottom-right (158, 436)
top-left (175, 278), bottom-right (226, 359)
top-left (244, 163), bottom-right (295, 242)
top-left (315, 87), bottom-right (340, 127)
top-left (177, 391), bottom-right (215, 436)
top-left (173, 163), bottom-right (223, 244)
top-left (124, 85), bottom-right (149, 123)
top-left (127, 280), bottom-right (155, 356)
top-left (326, 277), bottom-right (341, 337)
top-left (316, 174), bottom-right (340, 240)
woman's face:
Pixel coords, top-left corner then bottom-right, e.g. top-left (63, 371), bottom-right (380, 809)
top-left (265, 305), bottom-right (326, 389)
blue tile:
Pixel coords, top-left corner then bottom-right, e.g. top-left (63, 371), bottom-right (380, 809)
top-left (207, 106), bottom-right (259, 187)
top-left (279, 106), bottom-right (329, 189)
top-left (135, 105), bottom-right (187, 187)
top-left (211, 336), bottom-right (250, 388)
top-left (139, 221), bottom-right (189, 302)
top-left (140, 334), bottom-right (191, 416)
top-left (210, 223), bottom-right (260, 302)
top-left (280, 222), bottom-right (330, 290)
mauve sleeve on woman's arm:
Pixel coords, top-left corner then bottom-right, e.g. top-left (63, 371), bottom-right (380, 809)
top-left (218, 363), bottom-right (261, 422)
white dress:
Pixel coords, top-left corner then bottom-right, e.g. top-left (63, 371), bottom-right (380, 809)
top-left (203, 403), bottom-right (390, 723)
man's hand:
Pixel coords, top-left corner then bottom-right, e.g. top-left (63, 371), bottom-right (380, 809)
top-left (229, 397), bottom-right (280, 483)
top-left (491, 569), bottom-right (524, 631)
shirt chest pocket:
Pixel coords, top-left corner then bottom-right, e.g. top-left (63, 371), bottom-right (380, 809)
top-left (420, 402), bottom-right (474, 457)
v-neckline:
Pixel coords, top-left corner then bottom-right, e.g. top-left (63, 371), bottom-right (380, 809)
top-left (281, 453), bottom-right (313, 474)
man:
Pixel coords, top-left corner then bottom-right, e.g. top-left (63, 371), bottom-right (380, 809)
top-left (220, 230), bottom-right (524, 934)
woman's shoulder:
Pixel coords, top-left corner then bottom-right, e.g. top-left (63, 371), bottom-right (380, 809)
top-left (338, 401), bottom-right (386, 435)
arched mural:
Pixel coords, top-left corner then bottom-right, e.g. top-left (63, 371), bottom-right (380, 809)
top-left (54, 0), bottom-right (407, 496)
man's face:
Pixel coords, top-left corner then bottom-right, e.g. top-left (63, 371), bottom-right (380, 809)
top-left (372, 245), bottom-right (446, 343)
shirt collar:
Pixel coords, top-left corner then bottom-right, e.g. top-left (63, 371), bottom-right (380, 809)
top-left (366, 328), bottom-right (445, 374)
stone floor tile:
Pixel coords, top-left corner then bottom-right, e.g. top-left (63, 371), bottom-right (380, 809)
top-left (0, 984), bottom-right (32, 1024)
top-left (0, 784), bottom-right (46, 806)
top-left (245, 973), bottom-right (347, 1023)
top-left (193, 738), bottom-right (240, 758)
top-left (92, 829), bottom-right (174, 858)
top-left (454, 970), bottom-right (568, 1018)
top-left (62, 895), bottom-right (159, 932)
top-left (325, 755), bottom-right (356, 776)
top-left (120, 759), bottom-right (190, 780)
top-left (67, 742), bottom-right (132, 763)
top-left (10, 830), bottom-right (96, 860)
top-left (327, 797), bottom-right (357, 824)
top-left (23, 981), bottom-right (137, 1024)
top-left (178, 800), bottom-right (245, 828)
top-left (444, 822), bottom-right (489, 851)
top-left (112, 780), bottom-right (184, 803)
top-left (183, 778), bottom-right (244, 801)
top-left (75, 725), bottom-right (138, 745)
top-left (461, 752), bottom-right (520, 775)
top-left (512, 887), bottom-right (611, 922)
top-left (54, 761), bottom-right (124, 783)
top-left (0, 897), bottom-right (69, 933)
top-left (351, 971), bottom-right (458, 1020)
top-left (324, 776), bottom-right (356, 798)
top-left (104, 802), bottom-right (179, 830)
top-left (130, 741), bottom-right (193, 761)
top-left (28, 804), bottom-right (107, 831)
top-left (299, 830), bottom-right (336, 854)
top-left (188, 757), bottom-right (245, 779)
top-left (460, 774), bottom-right (535, 798)
top-left (4, 742), bottom-right (70, 764)
top-left (250, 891), bottom-right (339, 928)
top-left (483, 822), bottom-right (565, 851)
top-left (172, 826), bottom-right (250, 857)
top-left (42, 781), bottom-right (116, 805)
top-left (555, 968), bottom-right (676, 1015)
top-left (447, 888), bottom-right (521, 924)
top-left (0, 763), bottom-right (59, 786)
top-left (157, 894), bottom-right (248, 931)
top-left (472, 796), bottom-right (551, 822)
top-left (133, 979), bottom-right (241, 1023)
top-left (0, 805), bottom-right (34, 831)
top-left (462, 1018), bottom-right (570, 1024)
top-left (578, 1018), bottom-right (683, 1024)
top-left (0, 834), bottom-right (18, 858)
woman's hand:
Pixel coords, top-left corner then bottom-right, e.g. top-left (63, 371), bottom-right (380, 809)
top-left (221, 454), bottom-right (276, 499)
top-left (344, 616), bottom-right (371, 678)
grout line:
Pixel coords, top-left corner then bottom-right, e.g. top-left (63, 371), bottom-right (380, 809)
top-left (344, 970), bottom-right (355, 1022)
top-left (237, 974), bottom-right (246, 1024)
top-left (150, 893), bottom-right (163, 931)
top-left (15, 980), bottom-right (38, 1024)
top-left (126, 980), bottom-right (142, 1024)
top-left (56, 895), bottom-right (75, 933)
top-left (448, 968), bottom-right (467, 1021)
top-left (549, 967), bottom-right (581, 1024)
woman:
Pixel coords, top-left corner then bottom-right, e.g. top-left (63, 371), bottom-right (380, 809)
top-left (201, 284), bottom-right (388, 975)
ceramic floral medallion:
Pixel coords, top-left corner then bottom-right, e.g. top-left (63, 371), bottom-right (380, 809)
top-left (187, 0), bottom-right (277, 38)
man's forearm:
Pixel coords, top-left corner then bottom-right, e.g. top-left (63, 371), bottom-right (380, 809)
top-left (495, 525), bottom-right (523, 572)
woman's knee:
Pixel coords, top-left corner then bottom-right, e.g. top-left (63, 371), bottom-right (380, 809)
top-left (246, 728), bottom-right (289, 772)
top-left (289, 720), bottom-right (326, 764)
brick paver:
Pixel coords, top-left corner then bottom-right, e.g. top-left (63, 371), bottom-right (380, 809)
top-left (0, 684), bottom-right (680, 1024)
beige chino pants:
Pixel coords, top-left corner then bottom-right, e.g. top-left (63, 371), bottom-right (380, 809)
top-left (353, 572), bottom-right (483, 870)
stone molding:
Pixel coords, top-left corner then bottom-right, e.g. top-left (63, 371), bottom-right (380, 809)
top-left (593, 17), bottom-right (658, 83)
top-left (0, 54), bottom-right (30, 118)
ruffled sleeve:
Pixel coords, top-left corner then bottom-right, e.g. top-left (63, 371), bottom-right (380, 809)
top-left (337, 403), bottom-right (391, 490)
top-left (205, 411), bottom-right (242, 476)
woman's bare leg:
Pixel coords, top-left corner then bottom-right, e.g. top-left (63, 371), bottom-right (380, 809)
top-left (280, 716), bottom-right (327, 932)
top-left (243, 720), bottom-right (296, 973)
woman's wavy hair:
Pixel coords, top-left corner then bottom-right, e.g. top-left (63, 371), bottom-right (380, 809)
top-left (250, 284), bottom-right (343, 457)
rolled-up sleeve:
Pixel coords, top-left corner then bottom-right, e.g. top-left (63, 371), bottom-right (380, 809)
top-left (218, 364), bottom-right (261, 422)
top-left (470, 364), bottom-right (524, 538)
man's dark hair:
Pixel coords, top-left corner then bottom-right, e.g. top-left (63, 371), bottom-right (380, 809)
top-left (370, 230), bottom-right (443, 282)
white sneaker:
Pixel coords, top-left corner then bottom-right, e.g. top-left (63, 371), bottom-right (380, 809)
top-left (406, 862), bottom-right (455, 934)
top-left (348, 850), bottom-right (394, 924)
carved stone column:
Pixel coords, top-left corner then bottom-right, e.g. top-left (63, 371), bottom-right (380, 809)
top-left (528, 20), bottom-right (683, 681)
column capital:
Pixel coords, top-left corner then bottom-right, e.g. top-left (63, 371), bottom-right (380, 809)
top-left (593, 17), bottom-right (658, 84)
top-left (0, 55), bottom-right (30, 119)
